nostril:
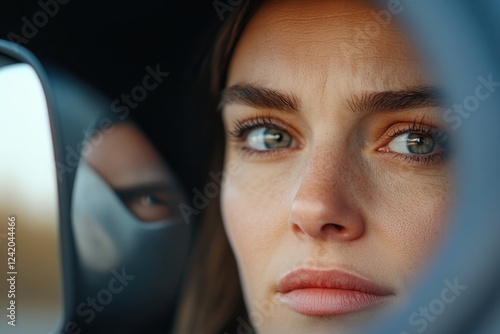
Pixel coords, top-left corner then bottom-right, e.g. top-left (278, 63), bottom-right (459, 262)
top-left (321, 224), bottom-right (344, 232)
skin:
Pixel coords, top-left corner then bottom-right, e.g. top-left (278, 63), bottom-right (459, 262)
top-left (85, 122), bottom-right (184, 222)
top-left (220, 0), bottom-right (454, 333)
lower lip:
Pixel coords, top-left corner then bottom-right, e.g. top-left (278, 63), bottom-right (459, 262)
top-left (278, 288), bottom-right (390, 316)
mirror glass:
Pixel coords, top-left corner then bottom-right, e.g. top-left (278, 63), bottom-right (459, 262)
top-left (0, 62), bottom-right (63, 332)
top-left (69, 117), bottom-right (191, 332)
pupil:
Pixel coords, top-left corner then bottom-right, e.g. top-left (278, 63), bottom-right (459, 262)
top-left (264, 129), bottom-right (283, 147)
top-left (407, 133), bottom-right (435, 154)
top-left (141, 194), bottom-right (165, 206)
top-left (141, 195), bottom-right (153, 205)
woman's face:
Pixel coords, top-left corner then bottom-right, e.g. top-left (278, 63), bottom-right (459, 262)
top-left (221, 0), bottom-right (453, 332)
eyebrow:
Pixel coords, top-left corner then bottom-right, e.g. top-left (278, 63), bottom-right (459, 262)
top-left (220, 84), bottom-right (441, 114)
top-left (346, 86), bottom-right (442, 114)
top-left (219, 84), bottom-right (301, 112)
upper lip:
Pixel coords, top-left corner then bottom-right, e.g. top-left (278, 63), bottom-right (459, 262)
top-left (277, 267), bottom-right (392, 296)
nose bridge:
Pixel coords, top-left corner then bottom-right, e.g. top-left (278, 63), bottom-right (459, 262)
top-left (289, 144), bottom-right (365, 241)
top-left (295, 144), bottom-right (349, 202)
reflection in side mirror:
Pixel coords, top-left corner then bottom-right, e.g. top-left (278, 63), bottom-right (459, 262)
top-left (46, 70), bottom-right (193, 332)
top-left (70, 120), bottom-right (191, 333)
top-left (0, 50), bottom-right (62, 332)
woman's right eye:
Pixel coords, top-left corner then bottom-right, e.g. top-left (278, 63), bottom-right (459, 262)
top-left (246, 127), bottom-right (294, 151)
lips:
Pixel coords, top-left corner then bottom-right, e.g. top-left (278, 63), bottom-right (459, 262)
top-left (276, 268), bottom-right (393, 316)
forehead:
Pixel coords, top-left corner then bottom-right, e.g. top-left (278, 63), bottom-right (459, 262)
top-left (227, 0), bottom-right (429, 94)
top-left (85, 123), bottom-right (171, 187)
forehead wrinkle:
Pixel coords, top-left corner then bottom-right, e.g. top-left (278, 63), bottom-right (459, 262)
top-left (229, 0), bottom-right (431, 108)
top-left (257, 0), bottom-right (398, 32)
top-left (266, 10), bottom-right (374, 22)
top-left (265, 0), bottom-right (378, 18)
top-left (237, 2), bottom-right (413, 62)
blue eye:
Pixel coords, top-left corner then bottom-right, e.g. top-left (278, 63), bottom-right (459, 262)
top-left (246, 127), bottom-right (294, 150)
top-left (388, 133), bottom-right (439, 155)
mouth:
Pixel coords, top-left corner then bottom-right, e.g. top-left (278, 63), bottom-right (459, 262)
top-left (276, 268), bottom-right (393, 316)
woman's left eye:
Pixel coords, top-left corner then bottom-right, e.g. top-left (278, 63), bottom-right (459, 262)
top-left (139, 193), bottom-right (167, 206)
top-left (116, 188), bottom-right (183, 222)
top-left (387, 132), bottom-right (440, 155)
top-left (246, 127), bottom-right (294, 150)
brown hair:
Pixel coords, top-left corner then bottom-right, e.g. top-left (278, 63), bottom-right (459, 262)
top-left (173, 1), bottom-right (264, 333)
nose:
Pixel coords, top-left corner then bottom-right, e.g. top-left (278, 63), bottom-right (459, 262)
top-left (289, 148), bottom-right (366, 242)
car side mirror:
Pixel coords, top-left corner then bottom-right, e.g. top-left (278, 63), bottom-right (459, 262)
top-left (0, 40), bottom-right (64, 333)
top-left (0, 39), bottom-right (192, 334)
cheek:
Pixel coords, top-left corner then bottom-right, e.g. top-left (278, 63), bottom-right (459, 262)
top-left (221, 158), bottom-right (297, 293)
top-left (221, 167), bottom-right (287, 253)
top-left (369, 170), bottom-right (454, 284)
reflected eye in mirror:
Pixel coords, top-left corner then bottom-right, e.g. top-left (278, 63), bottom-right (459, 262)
top-left (82, 121), bottom-right (187, 223)
top-left (70, 116), bottom-right (192, 331)
top-left (115, 184), bottom-right (184, 222)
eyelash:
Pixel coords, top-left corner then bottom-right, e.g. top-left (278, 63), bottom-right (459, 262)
top-left (383, 119), bottom-right (448, 165)
top-left (228, 116), bottom-right (295, 158)
top-left (230, 117), bottom-right (283, 138)
top-left (228, 117), bottom-right (448, 164)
